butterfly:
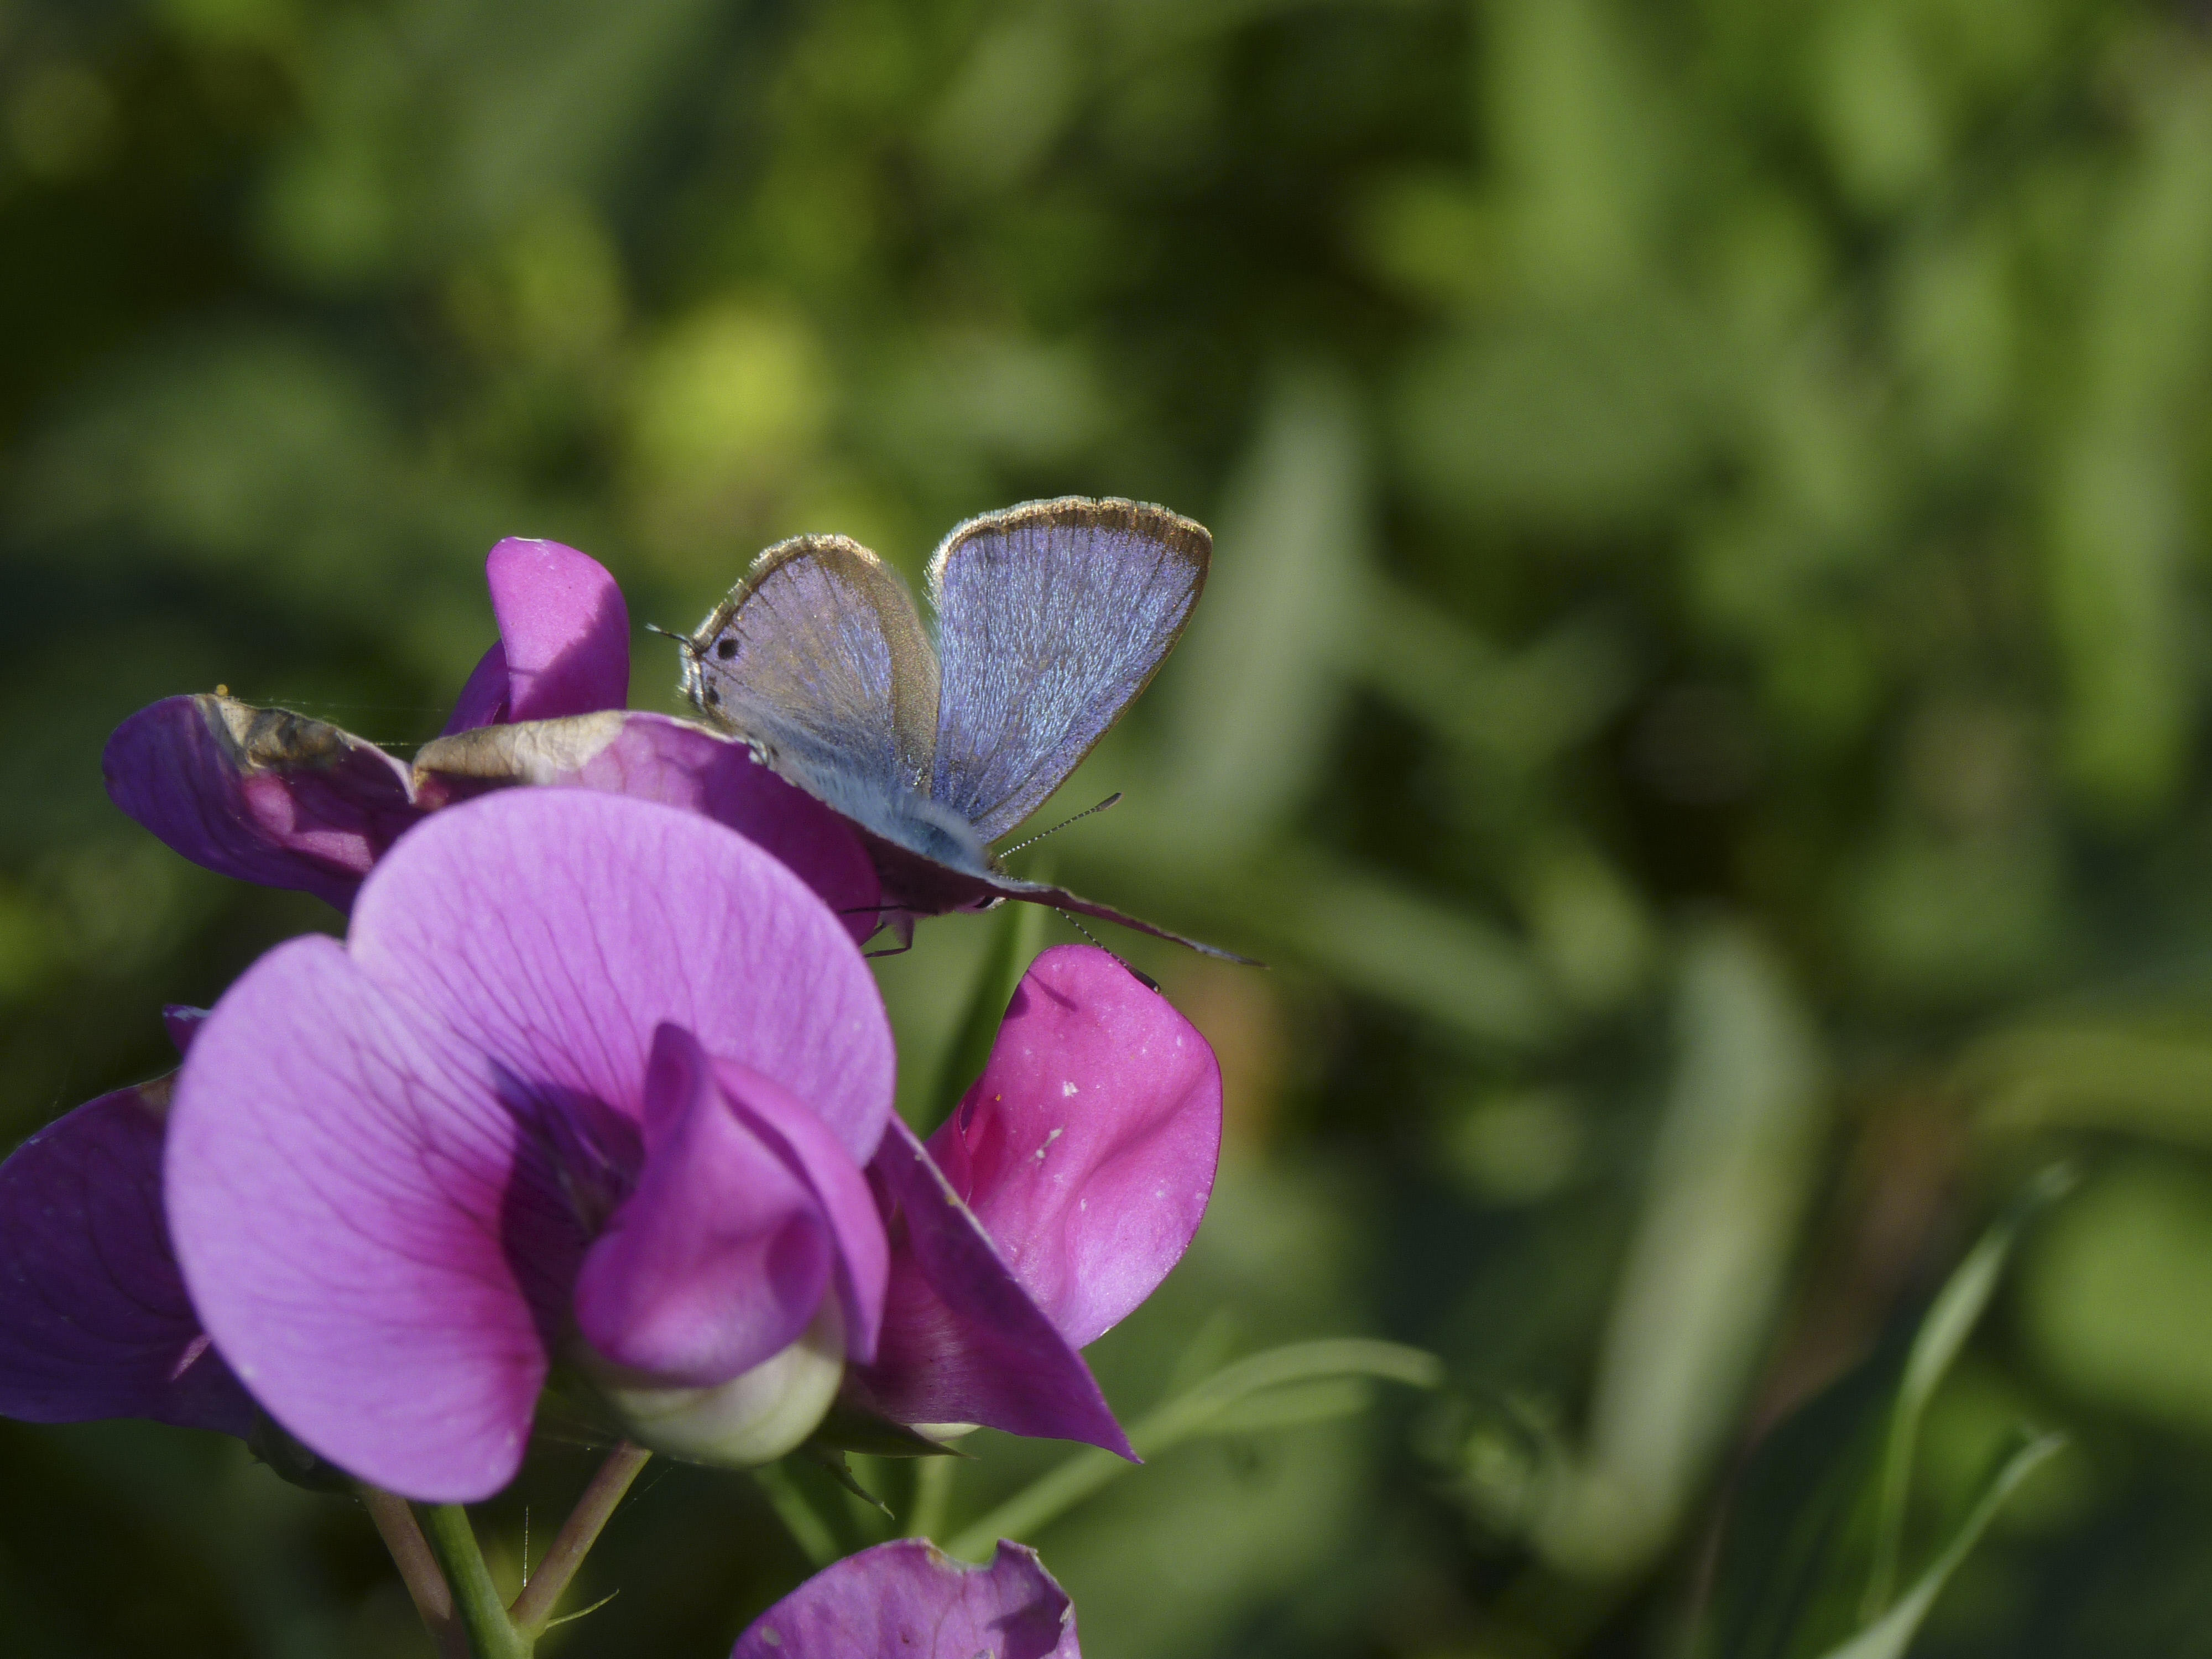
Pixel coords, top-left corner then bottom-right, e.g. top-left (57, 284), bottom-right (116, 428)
top-left (675, 495), bottom-right (1252, 962)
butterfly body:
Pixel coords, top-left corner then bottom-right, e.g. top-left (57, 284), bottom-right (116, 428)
top-left (680, 497), bottom-right (1250, 961)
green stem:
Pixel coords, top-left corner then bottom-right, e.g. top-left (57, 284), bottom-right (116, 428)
top-left (362, 1486), bottom-right (468, 1659)
top-left (906, 1455), bottom-right (958, 1541)
top-left (753, 1461), bottom-right (841, 1567)
top-left (422, 1504), bottom-right (532, 1659)
top-left (946, 1338), bottom-right (1441, 1559)
top-left (509, 1443), bottom-right (651, 1638)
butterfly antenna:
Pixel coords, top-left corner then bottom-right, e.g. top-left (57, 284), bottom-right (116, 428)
top-left (1002, 792), bottom-right (1124, 857)
top-left (1052, 907), bottom-right (1161, 989)
top-left (643, 621), bottom-right (700, 656)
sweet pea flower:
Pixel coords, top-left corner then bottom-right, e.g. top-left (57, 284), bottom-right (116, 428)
top-left (733, 1539), bottom-right (1078, 1659)
top-left (846, 945), bottom-right (1224, 1458)
top-left (0, 915), bottom-right (1217, 1479)
top-left (158, 786), bottom-right (893, 1500)
top-left (102, 536), bottom-right (880, 935)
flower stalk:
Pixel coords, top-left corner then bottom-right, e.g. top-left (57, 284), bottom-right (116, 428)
top-left (509, 1442), bottom-right (651, 1638)
top-left (366, 1443), bottom-right (651, 1658)
top-left (422, 1503), bottom-right (532, 1659)
top-left (361, 1486), bottom-right (466, 1659)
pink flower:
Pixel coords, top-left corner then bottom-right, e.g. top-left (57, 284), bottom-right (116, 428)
top-left (0, 854), bottom-right (1222, 1485)
top-left (733, 1539), bottom-right (1078, 1659)
top-left (163, 787), bottom-right (893, 1500)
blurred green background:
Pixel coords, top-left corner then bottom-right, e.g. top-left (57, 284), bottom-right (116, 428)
top-left (9, 0), bottom-right (2212, 1653)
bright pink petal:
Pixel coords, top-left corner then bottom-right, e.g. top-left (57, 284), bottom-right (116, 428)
top-left (733, 1538), bottom-right (1079, 1659)
top-left (0, 1082), bottom-right (257, 1437)
top-left (484, 538), bottom-right (630, 721)
top-left (349, 787), bottom-right (892, 1164)
top-left (168, 935), bottom-right (579, 1500)
top-left (575, 1026), bottom-right (832, 1385)
top-left (414, 711), bottom-right (884, 944)
top-left (847, 1120), bottom-right (1131, 1458)
top-left (929, 946), bottom-right (1221, 1348)
top-left (713, 1055), bottom-right (889, 1365)
top-left (104, 695), bottom-right (424, 911)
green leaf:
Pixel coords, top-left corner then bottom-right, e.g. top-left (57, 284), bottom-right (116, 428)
top-left (1697, 1344), bottom-right (1905, 1659)
top-left (800, 1446), bottom-right (893, 1517)
top-left (1817, 1435), bottom-right (2064, 1659)
top-left (1699, 1167), bottom-right (2073, 1659)
top-left (943, 1338), bottom-right (1442, 1559)
top-left (1863, 1165), bottom-right (2073, 1617)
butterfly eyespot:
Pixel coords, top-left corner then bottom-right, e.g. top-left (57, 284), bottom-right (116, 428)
top-left (716, 637), bottom-right (738, 660)
top-left (703, 687), bottom-right (721, 706)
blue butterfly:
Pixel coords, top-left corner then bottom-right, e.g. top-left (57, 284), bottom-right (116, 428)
top-left (677, 496), bottom-right (1249, 961)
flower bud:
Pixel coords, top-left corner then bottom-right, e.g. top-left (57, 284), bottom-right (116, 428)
top-left (576, 1298), bottom-right (844, 1467)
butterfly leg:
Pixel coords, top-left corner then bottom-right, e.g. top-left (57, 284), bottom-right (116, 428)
top-left (862, 910), bottom-right (918, 959)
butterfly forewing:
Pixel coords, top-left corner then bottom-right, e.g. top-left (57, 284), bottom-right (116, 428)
top-left (686, 535), bottom-right (941, 809)
top-left (926, 497), bottom-right (1209, 843)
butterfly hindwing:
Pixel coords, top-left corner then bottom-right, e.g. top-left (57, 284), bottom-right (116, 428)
top-left (680, 503), bottom-right (1250, 961)
top-left (926, 497), bottom-right (1209, 843)
top-left (685, 535), bottom-right (941, 825)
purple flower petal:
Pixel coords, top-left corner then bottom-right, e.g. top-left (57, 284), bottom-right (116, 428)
top-left (441, 539), bottom-right (627, 733)
top-left (484, 538), bottom-right (632, 722)
top-left (350, 788), bottom-right (892, 1165)
top-left (414, 711), bottom-right (884, 943)
top-left (0, 1081), bottom-right (256, 1438)
top-left (711, 1054), bottom-right (888, 1365)
top-left (167, 789), bottom-right (894, 1500)
top-left (575, 1025), bottom-right (836, 1386)
top-left (169, 933), bottom-right (578, 1500)
top-left (104, 695), bottom-right (425, 911)
top-left (733, 1538), bottom-right (1079, 1659)
top-left (847, 1119), bottom-right (1131, 1458)
top-left (440, 643), bottom-right (512, 735)
top-left (928, 945), bottom-right (1221, 1348)
top-left (163, 1004), bottom-right (210, 1057)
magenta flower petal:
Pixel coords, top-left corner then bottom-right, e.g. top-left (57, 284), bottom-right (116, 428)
top-left (0, 1082), bottom-right (256, 1438)
top-left (484, 537), bottom-right (632, 722)
top-left (415, 711), bottom-right (884, 944)
top-left (104, 695), bottom-right (425, 910)
top-left (440, 643), bottom-right (512, 735)
top-left (575, 1025), bottom-right (834, 1386)
top-left (167, 789), bottom-right (894, 1499)
top-left (349, 788), bottom-right (892, 1165)
top-left (168, 933), bottom-right (578, 1500)
top-left (928, 946), bottom-right (1222, 1348)
top-left (733, 1538), bottom-right (1079, 1659)
top-left (847, 1119), bottom-right (1131, 1458)
top-left (441, 539), bottom-right (627, 733)
top-left (711, 1055), bottom-right (889, 1365)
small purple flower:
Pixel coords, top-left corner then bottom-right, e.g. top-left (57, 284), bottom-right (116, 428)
top-left (847, 944), bottom-right (1223, 1457)
top-left (103, 536), bottom-right (881, 932)
top-left (161, 786), bottom-right (894, 1500)
top-left (733, 1538), bottom-right (1079, 1659)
